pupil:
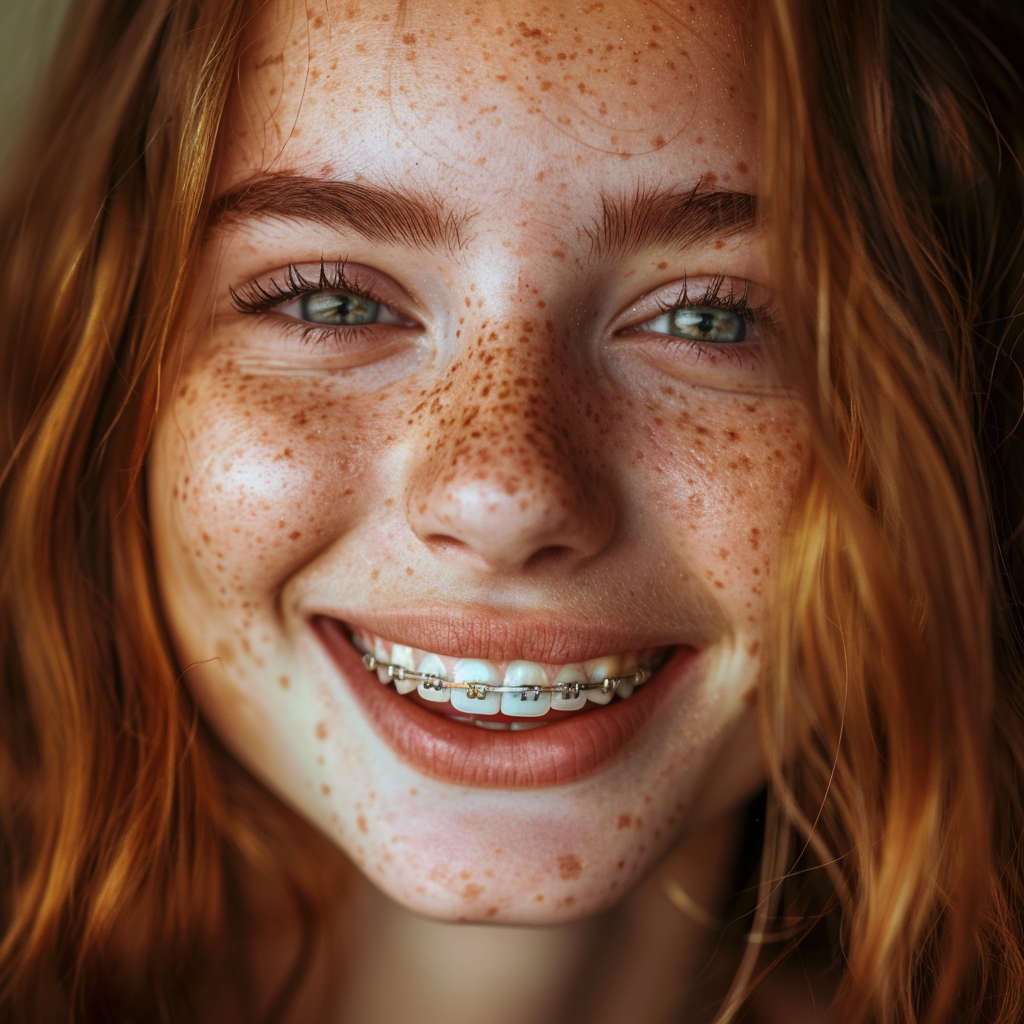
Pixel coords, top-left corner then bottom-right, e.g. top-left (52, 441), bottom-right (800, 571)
top-left (301, 291), bottom-right (379, 326)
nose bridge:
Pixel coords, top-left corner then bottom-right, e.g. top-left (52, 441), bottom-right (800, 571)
top-left (405, 314), bottom-right (613, 571)
top-left (445, 319), bottom-right (565, 497)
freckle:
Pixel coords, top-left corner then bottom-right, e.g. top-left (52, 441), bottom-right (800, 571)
top-left (737, 161), bottom-right (749, 174)
top-left (714, 240), bottom-right (724, 249)
top-left (315, 720), bottom-right (328, 740)
top-left (461, 883), bottom-right (483, 901)
top-left (278, 675), bottom-right (290, 689)
top-left (534, 893), bottom-right (544, 902)
top-left (289, 530), bottom-right (301, 540)
top-left (406, 566), bottom-right (414, 576)
top-left (321, 783), bottom-right (331, 795)
top-left (552, 250), bottom-right (565, 260)
top-left (371, 569), bottom-right (380, 580)
top-left (561, 895), bottom-right (576, 906)
top-left (357, 815), bottom-right (368, 833)
top-left (617, 813), bottom-right (632, 829)
top-left (557, 853), bottom-right (582, 880)
top-left (485, 906), bottom-right (499, 917)
top-left (409, 788), bottom-right (418, 796)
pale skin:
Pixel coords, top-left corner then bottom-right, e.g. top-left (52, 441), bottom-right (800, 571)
top-left (149, 0), bottom-right (810, 1016)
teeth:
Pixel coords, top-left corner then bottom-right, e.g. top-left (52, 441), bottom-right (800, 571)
top-left (416, 653), bottom-right (450, 703)
top-left (451, 660), bottom-right (502, 715)
top-left (374, 637), bottom-right (390, 683)
top-left (501, 662), bottom-right (552, 717)
top-left (473, 719), bottom-right (547, 731)
top-left (615, 653), bottom-right (639, 699)
top-left (584, 656), bottom-right (621, 705)
top-left (391, 644), bottom-right (418, 694)
top-left (551, 665), bottom-right (588, 711)
top-left (349, 627), bottom-right (663, 720)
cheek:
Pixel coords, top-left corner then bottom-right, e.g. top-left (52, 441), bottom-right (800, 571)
top-left (626, 392), bottom-right (807, 620)
top-left (154, 362), bottom-right (399, 600)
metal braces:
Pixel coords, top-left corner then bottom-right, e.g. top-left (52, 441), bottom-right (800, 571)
top-left (361, 653), bottom-right (651, 699)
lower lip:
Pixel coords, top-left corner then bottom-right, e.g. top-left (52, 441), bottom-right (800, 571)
top-left (314, 615), bottom-right (699, 789)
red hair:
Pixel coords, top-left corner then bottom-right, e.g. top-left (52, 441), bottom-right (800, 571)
top-left (0, 0), bottom-right (1022, 1019)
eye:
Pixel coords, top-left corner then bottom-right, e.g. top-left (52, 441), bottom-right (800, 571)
top-left (643, 305), bottom-right (746, 344)
top-left (279, 289), bottom-right (409, 327)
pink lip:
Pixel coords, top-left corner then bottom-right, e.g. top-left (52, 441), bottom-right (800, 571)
top-left (311, 607), bottom-right (687, 664)
top-left (313, 615), bottom-right (700, 789)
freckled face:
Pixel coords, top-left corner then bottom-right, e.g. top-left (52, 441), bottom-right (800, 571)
top-left (149, 0), bottom-right (807, 922)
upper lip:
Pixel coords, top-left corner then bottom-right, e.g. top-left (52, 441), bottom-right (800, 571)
top-left (311, 607), bottom-right (692, 664)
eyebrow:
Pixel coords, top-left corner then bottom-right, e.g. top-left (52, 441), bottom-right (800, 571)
top-left (209, 174), bottom-right (473, 252)
top-left (209, 173), bottom-right (757, 259)
top-left (586, 183), bottom-right (758, 258)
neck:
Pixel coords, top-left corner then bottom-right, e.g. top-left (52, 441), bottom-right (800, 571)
top-left (335, 811), bottom-right (744, 1024)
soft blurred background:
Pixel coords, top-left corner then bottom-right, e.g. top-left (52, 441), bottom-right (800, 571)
top-left (0, 0), bottom-right (72, 168)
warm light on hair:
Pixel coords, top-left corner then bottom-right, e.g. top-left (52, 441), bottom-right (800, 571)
top-left (0, 0), bottom-right (1022, 1020)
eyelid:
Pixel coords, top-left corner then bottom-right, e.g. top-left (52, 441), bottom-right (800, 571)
top-left (231, 260), bottom-right (422, 326)
top-left (614, 274), bottom-right (776, 336)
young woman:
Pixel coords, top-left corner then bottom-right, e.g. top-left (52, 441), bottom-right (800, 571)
top-left (1, 0), bottom-right (1022, 1020)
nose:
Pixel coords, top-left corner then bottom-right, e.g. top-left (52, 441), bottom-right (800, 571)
top-left (405, 319), bottom-right (615, 573)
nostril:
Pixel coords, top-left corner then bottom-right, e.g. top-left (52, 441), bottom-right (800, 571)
top-left (523, 545), bottom-right (575, 572)
top-left (424, 535), bottom-right (474, 557)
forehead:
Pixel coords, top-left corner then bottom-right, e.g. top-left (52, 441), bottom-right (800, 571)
top-left (220, 0), bottom-right (757, 197)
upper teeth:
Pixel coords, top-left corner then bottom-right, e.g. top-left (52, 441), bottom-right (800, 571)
top-left (352, 631), bottom-right (659, 718)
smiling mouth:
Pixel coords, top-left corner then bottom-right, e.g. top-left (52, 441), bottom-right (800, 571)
top-left (314, 615), bottom-right (698, 786)
top-left (349, 626), bottom-right (672, 730)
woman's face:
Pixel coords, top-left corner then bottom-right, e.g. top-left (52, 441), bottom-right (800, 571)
top-left (150, 0), bottom-right (806, 922)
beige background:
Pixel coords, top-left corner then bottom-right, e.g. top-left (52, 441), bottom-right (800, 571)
top-left (0, 0), bottom-right (72, 168)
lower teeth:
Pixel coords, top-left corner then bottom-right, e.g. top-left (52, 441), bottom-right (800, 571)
top-left (457, 718), bottom-right (547, 732)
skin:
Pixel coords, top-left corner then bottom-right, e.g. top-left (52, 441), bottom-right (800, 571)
top-left (149, 0), bottom-right (807, 927)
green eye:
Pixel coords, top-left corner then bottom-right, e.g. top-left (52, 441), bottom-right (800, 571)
top-left (665, 306), bottom-right (746, 343)
top-left (299, 291), bottom-right (381, 326)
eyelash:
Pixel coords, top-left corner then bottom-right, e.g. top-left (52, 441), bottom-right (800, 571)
top-left (231, 260), bottom-right (388, 347)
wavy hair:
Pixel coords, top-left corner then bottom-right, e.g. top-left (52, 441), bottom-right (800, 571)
top-left (0, 0), bottom-right (1022, 1020)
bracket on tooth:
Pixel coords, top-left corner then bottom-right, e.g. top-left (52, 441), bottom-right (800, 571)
top-left (360, 653), bottom-right (651, 695)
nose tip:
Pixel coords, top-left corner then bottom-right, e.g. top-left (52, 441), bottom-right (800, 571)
top-left (410, 468), bottom-right (605, 572)
top-left (404, 324), bottom-right (615, 572)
